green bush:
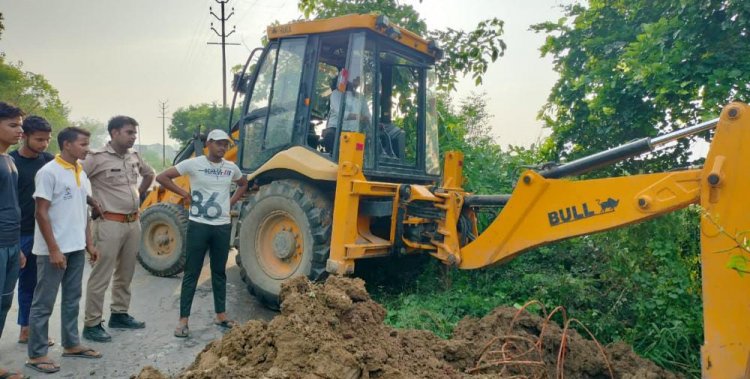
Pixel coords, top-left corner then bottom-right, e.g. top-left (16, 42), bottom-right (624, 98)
top-left (369, 208), bottom-right (703, 377)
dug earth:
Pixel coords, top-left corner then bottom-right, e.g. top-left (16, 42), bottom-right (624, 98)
top-left (134, 276), bottom-right (680, 379)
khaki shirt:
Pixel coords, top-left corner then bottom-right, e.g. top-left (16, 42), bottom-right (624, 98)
top-left (82, 143), bottom-right (155, 214)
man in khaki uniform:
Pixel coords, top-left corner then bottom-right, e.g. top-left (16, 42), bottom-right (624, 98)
top-left (81, 116), bottom-right (154, 342)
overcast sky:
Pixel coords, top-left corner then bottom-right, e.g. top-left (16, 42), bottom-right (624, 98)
top-left (0, 0), bottom-right (565, 147)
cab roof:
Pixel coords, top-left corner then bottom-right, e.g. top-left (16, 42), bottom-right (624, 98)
top-left (266, 14), bottom-right (443, 60)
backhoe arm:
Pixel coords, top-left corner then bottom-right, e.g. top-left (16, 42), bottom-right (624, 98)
top-left (457, 168), bottom-right (701, 269)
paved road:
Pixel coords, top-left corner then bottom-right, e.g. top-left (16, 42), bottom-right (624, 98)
top-left (0, 249), bottom-right (277, 378)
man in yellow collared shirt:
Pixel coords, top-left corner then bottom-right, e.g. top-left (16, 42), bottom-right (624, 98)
top-left (26, 127), bottom-right (102, 374)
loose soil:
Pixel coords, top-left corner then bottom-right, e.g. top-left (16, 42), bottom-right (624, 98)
top-left (134, 276), bottom-right (680, 379)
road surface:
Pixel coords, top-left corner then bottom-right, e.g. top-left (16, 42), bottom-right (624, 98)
top-left (0, 249), bottom-right (276, 378)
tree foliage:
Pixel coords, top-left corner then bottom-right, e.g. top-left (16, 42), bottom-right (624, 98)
top-left (534, 0), bottom-right (750, 173)
top-left (439, 92), bottom-right (537, 195)
top-left (169, 103), bottom-right (230, 145)
top-left (297, 0), bottom-right (506, 91)
top-left (0, 55), bottom-right (70, 142)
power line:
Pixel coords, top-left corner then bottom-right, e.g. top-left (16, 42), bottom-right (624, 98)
top-left (207, 0), bottom-right (240, 108)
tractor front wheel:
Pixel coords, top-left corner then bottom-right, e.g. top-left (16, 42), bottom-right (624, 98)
top-left (138, 203), bottom-right (188, 277)
top-left (237, 179), bottom-right (332, 308)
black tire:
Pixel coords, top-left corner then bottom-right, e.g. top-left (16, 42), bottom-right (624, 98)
top-left (237, 179), bottom-right (332, 307)
top-left (138, 203), bottom-right (188, 277)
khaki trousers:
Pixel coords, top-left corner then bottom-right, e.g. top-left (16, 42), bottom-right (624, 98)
top-left (84, 219), bottom-right (140, 327)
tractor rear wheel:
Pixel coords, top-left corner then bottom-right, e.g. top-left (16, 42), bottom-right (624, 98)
top-left (138, 203), bottom-right (188, 277)
top-left (237, 179), bottom-right (332, 308)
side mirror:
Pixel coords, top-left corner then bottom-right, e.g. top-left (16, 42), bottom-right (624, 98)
top-left (232, 72), bottom-right (247, 94)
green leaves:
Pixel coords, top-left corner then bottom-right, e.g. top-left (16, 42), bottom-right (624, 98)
top-left (534, 0), bottom-right (750, 173)
top-left (0, 55), bottom-right (70, 152)
top-left (727, 255), bottom-right (750, 277)
top-left (169, 103), bottom-right (232, 145)
top-left (429, 18), bottom-right (506, 91)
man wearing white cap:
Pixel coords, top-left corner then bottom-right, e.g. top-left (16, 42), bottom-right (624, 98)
top-left (156, 129), bottom-right (248, 338)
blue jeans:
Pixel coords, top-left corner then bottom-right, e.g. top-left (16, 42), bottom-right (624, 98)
top-left (17, 234), bottom-right (36, 327)
top-left (0, 243), bottom-right (20, 339)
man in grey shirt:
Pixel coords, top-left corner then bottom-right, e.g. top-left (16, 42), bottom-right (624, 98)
top-left (0, 102), bottom-right (25, 379)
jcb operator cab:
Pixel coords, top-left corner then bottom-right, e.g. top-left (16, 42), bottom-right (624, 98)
top-left (234, 14), bottom-right (444, 184)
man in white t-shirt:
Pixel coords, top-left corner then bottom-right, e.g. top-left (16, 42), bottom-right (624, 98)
top-left (26, 127), bottom-right (102, 374)
top-left (156, 129), bottom-right (248, 338)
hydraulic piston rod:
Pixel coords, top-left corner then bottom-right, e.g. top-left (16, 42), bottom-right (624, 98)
top-left (539, 118), bottom-right (719, 179)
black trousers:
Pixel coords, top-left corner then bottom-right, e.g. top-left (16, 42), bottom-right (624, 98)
top-left (180, 221), bottom-right (231, 318)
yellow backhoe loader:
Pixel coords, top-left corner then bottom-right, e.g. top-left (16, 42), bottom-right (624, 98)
top-left (138, 14), bottom-right (750, 377)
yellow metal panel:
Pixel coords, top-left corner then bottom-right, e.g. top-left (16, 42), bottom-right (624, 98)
top-left (699, 103), bottom-right (750, 378)
top-left (442, 151), bottom-right (464, 190)
top-left (246, 146), bottom-right (338, 182)
top-left (328, 133), bottom-right (368, 274)
top-left (140, 175), bottom-right (191, 210)
top-left (266, 14), bottom-right (436, 58)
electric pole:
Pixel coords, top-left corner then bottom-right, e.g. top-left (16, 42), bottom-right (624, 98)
top-left (208, 0), bottom-right (240, 108)
top-left (158, 100), bottom-right (169, 167)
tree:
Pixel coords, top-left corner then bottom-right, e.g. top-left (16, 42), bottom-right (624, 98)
top-left (168, 103), bottom-right (230, 145)
top-left (297, 0), bottom-right (506, 91)
top-left (533, 0), bottom-right (750, 173)
top-left (0, 55), bottom-right (70, 142)
top-left (522, 2), bottom-right (750, 373)
top-left (1, 19), bottom-right (72, 153)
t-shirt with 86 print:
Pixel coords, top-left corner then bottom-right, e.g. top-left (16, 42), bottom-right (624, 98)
top-left (175, 155), bottom-right (242, 226)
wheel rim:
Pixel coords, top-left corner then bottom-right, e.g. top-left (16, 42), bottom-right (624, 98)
top-left (256, 210), bottom-right (304, 279)
top-left (146, 221), bottom-right (178, 258)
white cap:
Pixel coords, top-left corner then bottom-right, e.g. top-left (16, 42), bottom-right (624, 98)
top-left (206, 129), bottom-right (231, 142)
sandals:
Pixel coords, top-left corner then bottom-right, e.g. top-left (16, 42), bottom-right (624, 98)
top-left (214, 319), bottom-right (237, 329)
top-left (61, 347), bottom-right (102, 359)
top-left (174, 324), bottom-right (190, 338)
top-left (0, 368), bottom-right (29, 379)
top-left (18, 338), bottom-right (55, 347)
top-left (24, 361), bottom-right (60, 374)
top-left (175, 319), bottom-right (233, 337)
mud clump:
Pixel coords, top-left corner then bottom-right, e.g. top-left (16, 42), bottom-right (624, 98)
top-left (132, 366), bottom-right (168, 379)
top-left (135, 276), bottom-right (680, 379)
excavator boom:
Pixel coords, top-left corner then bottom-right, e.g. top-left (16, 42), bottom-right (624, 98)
top-left (457, 168), bottom-right (702, 268)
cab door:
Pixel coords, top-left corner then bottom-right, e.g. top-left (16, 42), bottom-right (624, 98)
top-left (239, 37), bottom-right (308, 171)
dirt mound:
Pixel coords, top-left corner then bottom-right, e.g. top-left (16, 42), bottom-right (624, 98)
top-left (135, 276), bottom-right (680, 379)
